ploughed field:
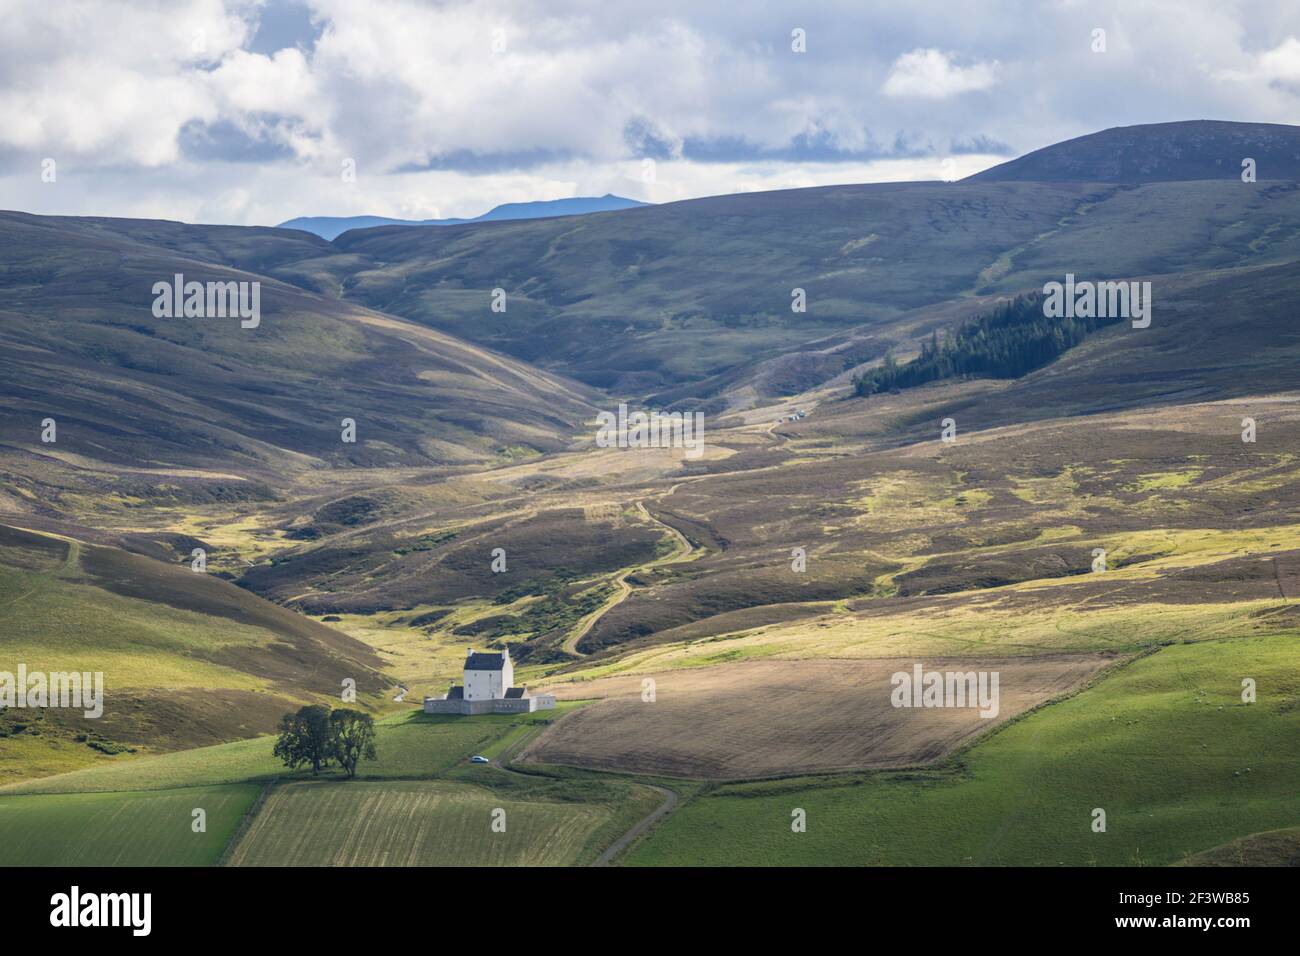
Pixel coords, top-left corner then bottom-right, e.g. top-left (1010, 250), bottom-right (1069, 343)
top-left (523, 655), bottom-right (1116, 779)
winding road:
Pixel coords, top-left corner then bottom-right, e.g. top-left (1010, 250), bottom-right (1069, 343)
top-left (488, 722), bottom-right (679, 865)
top-left (560, 497), bottom-right (697, 657)
top-left (592, 783), bottom-right (678, 866)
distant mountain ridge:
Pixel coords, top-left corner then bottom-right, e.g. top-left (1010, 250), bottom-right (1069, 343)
top-left (278, 194), bottom-right (650, 240)
top-left (966, 120), bottom-right (1300, 183)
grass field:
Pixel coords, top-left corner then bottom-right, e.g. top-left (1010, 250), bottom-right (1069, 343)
top-left (0, 542), bottom-right (273, 685)
top-left (0, 707), bottom-right (575, 795)
top-left (626, 635), bottom-right (1300, 865)
top-left (0, 705), bottom-right (649, 867)
top-left (7, 127), bottom-right (1300, 871)
top-left (0, 784), bottom-right (259, 866)
top-left (227, 779), bottom-right (621, 866)
top-left (546, 593), bottom-right (1298, 686)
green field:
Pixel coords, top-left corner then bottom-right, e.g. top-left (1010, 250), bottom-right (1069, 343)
top-left (0, 784), bottom-right (259, 866)
top-left (0, 704), bottom-right (662, 867)
top-left (0, 707), bottom-right (575, 795)
top-left (228, 779), bottom-right (619, 866)
top-left (627, 635), bottom-right (1300, 866)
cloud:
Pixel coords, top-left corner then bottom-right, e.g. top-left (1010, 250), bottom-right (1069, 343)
top-left (0, 0), bottom-right (247, 166)
top-left (1257, 37), bottom-right (1300, 84)
top-left (1215, 36), bottom-right (1300, 93)
top-left (950, 134), bottom-right (1014, 155)
top-left (882, 49), bottom-right (1000, 98)
top-left (4, 1), bottom-right (1300, 224)
top-left (676, 128), bottom-right (973, 163)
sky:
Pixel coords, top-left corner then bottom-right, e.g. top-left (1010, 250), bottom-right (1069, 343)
top-left (2, 0), bottom-right (1300, 226)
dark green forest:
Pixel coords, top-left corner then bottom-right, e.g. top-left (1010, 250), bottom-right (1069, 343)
top-left (854, 293), bottom-right (1123, 396)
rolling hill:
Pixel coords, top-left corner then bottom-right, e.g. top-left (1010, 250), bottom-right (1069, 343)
top-left (255, 122), bottom-right (1300, 405)
top-left (3, 120), bottom-right (1300, 871)
top-left (0, 211), bottom-right (599, 517)
top-left (0, 522), bottom-right (388, 783)
top-left (966, 120), bottom-right (1300, 183)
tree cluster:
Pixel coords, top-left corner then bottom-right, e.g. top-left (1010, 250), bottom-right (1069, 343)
top-left (273, 705), bottom-right (377, 778)
top-left (854, 293), bottom-right (1121, 396)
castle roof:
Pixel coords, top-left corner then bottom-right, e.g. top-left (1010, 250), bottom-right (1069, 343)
top-left (465, 651), bottom-right (506, 671)
top-left (504, 687), bottom-right (526, 698)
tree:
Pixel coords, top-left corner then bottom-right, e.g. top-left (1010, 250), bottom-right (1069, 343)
top-left (273, 704), bottom-right (334, 775)
top-left (328, 709), bottom-right (377, 778)
top-left (852, 291), bottom-right (1123, 398)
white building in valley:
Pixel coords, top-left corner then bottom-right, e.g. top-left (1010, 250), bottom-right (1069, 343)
top-left (424, 647), bottom-right (556, 715)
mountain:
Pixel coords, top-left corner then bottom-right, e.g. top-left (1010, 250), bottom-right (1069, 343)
top-left (0, 210), bottom-right (598, 511)
top-left (278, 194), bottom-right (650, 240)
top-left (321, 172), bottom-right (1300, 401)
top-left (965, 120), bottom-right (1300, 183)
top-left (12, 121), bottom-right (1298, 447)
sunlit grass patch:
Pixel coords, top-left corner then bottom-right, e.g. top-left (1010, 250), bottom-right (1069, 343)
top-left (0, 784), bottom-right (259, 866)
top-left (1128, 468), bottom-right (1204, 493)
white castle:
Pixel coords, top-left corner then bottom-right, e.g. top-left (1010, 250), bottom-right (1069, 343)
top-left (423, 647), bottom-right (556, 715)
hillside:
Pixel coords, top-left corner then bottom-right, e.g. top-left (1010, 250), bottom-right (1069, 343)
top-left (14, 123), bottom-right (1298, 419)
top-left (0, 523), bottom-right (388, 783)
top-left (297, 127), bottom-right (1300, 403)
top-left (324, 182), bottom-right (1089, 395)
top-left (835, 256), bottom-right (1300, 435)
top-left (967, 120), bottom-right (1300, 183)
top-left (0, 211), bottom-right (598, 516)
top-left (2, 119), bottom-right (1300, 868)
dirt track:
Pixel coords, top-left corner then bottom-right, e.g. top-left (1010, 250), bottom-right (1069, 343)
top-left (491, 722), bottom-right (679, 866)
top-left (561, 497), bottom-right (697, 656)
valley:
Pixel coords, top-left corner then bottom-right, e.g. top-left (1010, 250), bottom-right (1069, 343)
top-left (1, 120), bottom-right (1298, 867)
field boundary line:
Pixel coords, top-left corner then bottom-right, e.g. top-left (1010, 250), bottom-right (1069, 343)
top-left (0, 778), bottom-right (277, 797)
top-left (218, 779), bottom-right (277, 867)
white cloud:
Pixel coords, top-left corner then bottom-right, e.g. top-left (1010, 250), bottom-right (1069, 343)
top-left (4, 1), bottom-right (1300, 224)
top-left (1256, 36), bottom-right (1300, 82)
top-left (0, 0), bottom-right (247, 165)
top-left (882, 49), bottom-right (1000, 99)
top-left (1215, 36), bottom-right (1300, 91)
